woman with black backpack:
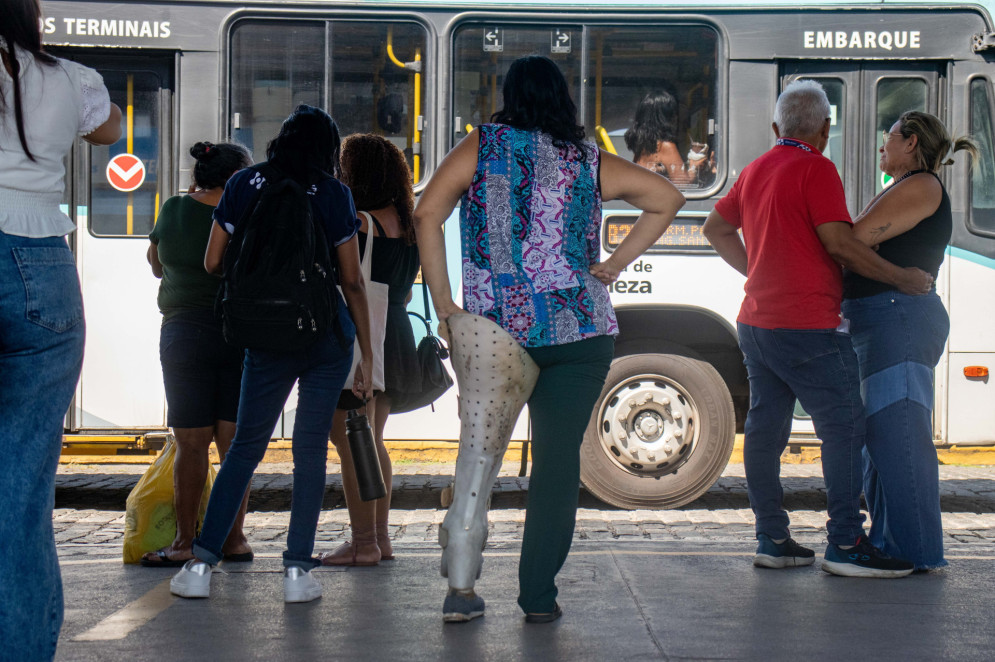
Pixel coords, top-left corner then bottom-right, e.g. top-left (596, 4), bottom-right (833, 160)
top-left (170, 105), bottom-right (373, 604)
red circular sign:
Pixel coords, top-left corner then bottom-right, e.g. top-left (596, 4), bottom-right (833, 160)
top-left (106, 153), bottom-right (146, 192)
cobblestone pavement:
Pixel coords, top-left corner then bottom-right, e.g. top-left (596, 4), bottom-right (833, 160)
top-left (54, 464), bottom-right (995, 560)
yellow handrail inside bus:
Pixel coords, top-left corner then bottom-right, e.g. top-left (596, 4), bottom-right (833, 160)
top-left (596, 126), bottom-right (617, 155)
top-left (126, 73), bottom-right (134, 235)
top-left (465, 124), bottom-right (473, 134)
top-left (386, 27), bottom-right (423, 184)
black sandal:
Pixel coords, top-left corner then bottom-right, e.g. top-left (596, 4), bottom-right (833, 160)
top-left (525, 603), bottom-right (563, 624)
top-left (222, 551), bottom-right (255, 563)
top-left (140, 548), bottom-right (191, 568)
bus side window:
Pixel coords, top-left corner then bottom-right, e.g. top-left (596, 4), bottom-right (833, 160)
top-left (969, 78), bottom-right (995, 235)
top-left (230, 19), bottom-right (428, 183)
top-left (586, 25), bottom-right (719, 193)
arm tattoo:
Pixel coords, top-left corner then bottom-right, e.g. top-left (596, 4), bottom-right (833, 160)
top-left (868, 223), bottom-right (892, 240)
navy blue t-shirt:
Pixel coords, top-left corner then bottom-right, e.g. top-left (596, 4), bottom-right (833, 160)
top-left (213, 164), bottom-right (360, 251)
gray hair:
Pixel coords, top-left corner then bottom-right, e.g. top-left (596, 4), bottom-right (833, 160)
top-left (774, 79), bottom-right (831, 138)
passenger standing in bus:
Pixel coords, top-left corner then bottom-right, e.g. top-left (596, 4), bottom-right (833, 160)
top-left (142, 142), bottom-right (254, 567)
top-left (0, 0), bottom-right (122, 657)
top-left (842, 112), bottom-right (977, 571)
top-left (323, 134), bottom-right (420, 567)
top-left (702, 80), bottom-right (931, 578)
top-left (169, 105), bottom-right (373, 603)
top-left (415, 55), bottom-right (684, 623)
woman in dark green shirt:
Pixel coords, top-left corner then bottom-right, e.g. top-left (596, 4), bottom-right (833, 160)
top-left (142, 141), bottom-right (252, 566)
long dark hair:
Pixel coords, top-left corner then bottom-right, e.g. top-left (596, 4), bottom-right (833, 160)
top-left (190, 141), bottom-right (252, 190)
top-left (491, 56), bottom-right (587, 159)
top-left (340, 134), bottom-right (416, 245)
top-left (1, 0), bottom-right (58, 161)
top-left (624, 88), bottom-right (679, 161)
top-left (266, 104), bottom-right (342, 180)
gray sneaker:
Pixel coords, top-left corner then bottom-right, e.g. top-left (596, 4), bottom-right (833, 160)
top-left (442, 589), bottom-right (485, 623)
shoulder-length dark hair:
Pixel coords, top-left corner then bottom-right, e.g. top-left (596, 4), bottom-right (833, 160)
top-left (340, 134), bottom-right (416, 245)
top-left (491, 56), bottom-right (588, 159)
top-left (266, 104), bottom-right (342, 180)
top-left (624, 88), bottom-right (680, 162)
top-left (1, 0), bottom-right (58, 161)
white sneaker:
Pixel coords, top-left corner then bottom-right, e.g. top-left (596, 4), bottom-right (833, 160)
top-left (170, 560), bottom-right (212, 598)
top-left (284, 566), bottom-right (322, 603)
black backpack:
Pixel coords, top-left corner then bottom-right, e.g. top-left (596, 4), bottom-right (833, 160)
top-left (218, 162), bottom-right (338, 352)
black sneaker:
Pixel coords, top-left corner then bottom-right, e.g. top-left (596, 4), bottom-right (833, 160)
top-left (753, 533), bottom-right (816, 568)
top-left (822, 536), bottom-right (914, 578)
top-left (442, 589), bottom-right (485, 623)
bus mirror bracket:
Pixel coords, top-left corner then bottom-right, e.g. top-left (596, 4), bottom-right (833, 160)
top-left (972, 31), bottom-right (995, 52)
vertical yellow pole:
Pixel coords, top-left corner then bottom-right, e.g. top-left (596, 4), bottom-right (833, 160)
top-left (126, 74), bottom-right (134, 235)
top-left (595, 36), bottom-right (604, 129)
top-left (413, 48), bottom-right (422, 184)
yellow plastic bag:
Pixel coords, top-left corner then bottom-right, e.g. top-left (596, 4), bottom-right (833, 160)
top-left (122, 440), bottom-right (215, 563)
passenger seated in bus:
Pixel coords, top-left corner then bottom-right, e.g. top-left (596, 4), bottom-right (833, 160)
top-left (703, 79), bottom-right (930, 579)
top-left (143, 141), bottom-right (253, 568)
top-left (842, 111), bottom-right (978, 571)
top-left (170, 105), bottom-right (374, 604)
top-left (624, 88), bottom-right (715, 187)
top-left (415, 55), bottom-right (684, 624)
top-left (0, 0), bottom-right (122, 656)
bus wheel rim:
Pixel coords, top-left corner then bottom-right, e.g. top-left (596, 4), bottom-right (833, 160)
top-left (596, 373), bottom-right (699, 477)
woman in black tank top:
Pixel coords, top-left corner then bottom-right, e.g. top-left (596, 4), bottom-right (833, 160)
top-left (841, 111), bottom-right (978, 570)
top-left (323, 135), bottom-right (420, 567)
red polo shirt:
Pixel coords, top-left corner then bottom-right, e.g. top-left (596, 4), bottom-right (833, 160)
top-left (714, 140), bottom-right (851, 330)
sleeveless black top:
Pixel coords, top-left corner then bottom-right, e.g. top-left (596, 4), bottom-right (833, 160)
top-left (843, 171), bottom-right (951, 299)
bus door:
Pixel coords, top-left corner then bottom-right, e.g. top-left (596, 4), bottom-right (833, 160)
top-left (780, 62), bottom-right (941, 435)
top-left (942, 65), bottom-right (995, 445)
top-left (54, 50), bottom-right (174, 431)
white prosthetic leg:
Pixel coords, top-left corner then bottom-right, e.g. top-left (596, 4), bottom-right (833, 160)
top-left (439, 313), bottom-right (539, 590)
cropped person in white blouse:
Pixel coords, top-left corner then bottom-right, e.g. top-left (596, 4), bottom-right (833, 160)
top-left (0, 1), bottom-right (122, 659)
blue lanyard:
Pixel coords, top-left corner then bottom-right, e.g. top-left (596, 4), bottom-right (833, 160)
top-left (775, 138), bottom-right (814, 153)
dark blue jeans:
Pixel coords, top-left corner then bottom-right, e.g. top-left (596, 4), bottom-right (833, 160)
top-left (843, 291), bottom-right (949, 570)
top-left (738, 323), bottom-right (866, 546)
top-left (193, 308), bottom-right (354, 570)
top-left (0, 231), bottom-right (85, 660)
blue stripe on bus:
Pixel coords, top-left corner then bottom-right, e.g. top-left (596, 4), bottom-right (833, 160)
top-left (947, 246), bottom-right (995, 270)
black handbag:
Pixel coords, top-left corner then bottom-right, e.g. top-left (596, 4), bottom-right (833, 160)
top-left (389, 284), bottom-right (454, 414)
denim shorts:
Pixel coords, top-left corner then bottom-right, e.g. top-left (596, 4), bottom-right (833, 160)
top-left (160, 314), bottom-right (243, 428)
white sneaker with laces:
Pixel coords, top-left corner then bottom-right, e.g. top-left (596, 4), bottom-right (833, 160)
top-left (284, 566), bottom-right (322, 603)
top-left (170, 560), bottom-right (212, 598)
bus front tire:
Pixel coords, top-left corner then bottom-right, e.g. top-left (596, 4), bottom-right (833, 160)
top-left (579, 353), bottom-right (736, 510)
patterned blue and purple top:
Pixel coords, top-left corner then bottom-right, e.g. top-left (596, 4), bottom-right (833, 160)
top-left (459, 123), bottom-right (619, 348)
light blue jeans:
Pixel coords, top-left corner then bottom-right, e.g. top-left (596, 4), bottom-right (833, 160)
top-left (0, 230), bottom-right (85, 661)
top-left (194, 304), bottom-right (355, 570)
top-left (843, 290), bottom-right (949, 570)
top-left (738, 323), bottom-right (867, 547)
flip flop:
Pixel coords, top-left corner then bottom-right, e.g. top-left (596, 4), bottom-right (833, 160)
top-left (223, 551), bottom-right (254, 563)
top-left (140, 549), bottom-right (191, 568)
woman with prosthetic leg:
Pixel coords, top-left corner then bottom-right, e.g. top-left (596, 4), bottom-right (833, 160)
top-left (414, 56), bottom-right (685, 623)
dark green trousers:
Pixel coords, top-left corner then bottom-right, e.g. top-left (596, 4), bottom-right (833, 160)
top-left (517, 335), bottom-right (615, 614)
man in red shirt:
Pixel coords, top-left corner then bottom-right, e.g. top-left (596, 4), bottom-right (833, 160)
top-left (703, 80), bottom-right (930, 578)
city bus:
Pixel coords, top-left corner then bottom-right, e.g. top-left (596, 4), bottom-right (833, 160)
top-left (45, 0), bottom-right (995, 509)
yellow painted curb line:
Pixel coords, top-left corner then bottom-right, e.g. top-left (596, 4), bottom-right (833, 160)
top-left (60, 435), bottom-right (995, 467)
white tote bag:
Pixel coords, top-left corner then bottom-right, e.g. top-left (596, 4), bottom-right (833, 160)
top-left (340, 211), bottom-right (388, 391)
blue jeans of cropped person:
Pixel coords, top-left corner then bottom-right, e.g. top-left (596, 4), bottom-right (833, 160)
top-left (842, 291), bottom-right (949, 570)
top-left (193, 305), bottom-right (355, 570)
top-left (737, 323), bottom-right (866, 546)
top-left (0, 231), bottom-right (85, 661)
